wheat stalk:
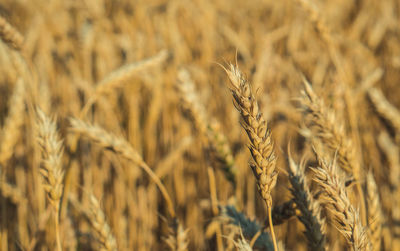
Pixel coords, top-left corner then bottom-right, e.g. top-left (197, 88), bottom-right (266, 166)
top-left (268, 200), bottom-right (296, 226)
top-left (35, 108), bottom-right (64, 251)
top-left (69, 118), bottom-right (176, 217)
top-left (224, 64), bottom-right (278, 250)
top-left (0, 78), bottom-right (25, 165)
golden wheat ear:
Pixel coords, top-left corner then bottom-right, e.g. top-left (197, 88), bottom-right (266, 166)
top-left (224, 63), bottom-right (279, 250)
top-left (311, 158), bottom-right (371, 251)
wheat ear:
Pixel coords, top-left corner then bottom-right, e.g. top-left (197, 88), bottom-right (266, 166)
top-left (164, 219), bottom-right (189, 251)
top-left (69, 118), bottom-right (175, 217)
top-left (312, 159), bottom-right (370, 251)
top-left (177, 69), bottom-right (237, 187)
top-left (299, 79), bottom-right (366, 224)
top-left (87, 194), bottom-right (118, 251)
top-left (368, 87), bottom-right (400, 137)
top-left (35, 109), bottom-right (64, 251)
top-left (224, 64), bottom-right (278, 250)
top-left (366, 171), bottom-right (382, 251)
top-left (299, 79), bottom-right (358, 174)
top-left (0, 78), bottom-right (25, 165)
top-left (0, 180), bottom-right (27, 205)
top-left (377, 132), bottom-right (400, 189)
top-left (287, 154), bottom-right (326, 251)
top-left (80, 50), bottom-right (168, 117)
top-left (0, 16), bottom-right (24, 51)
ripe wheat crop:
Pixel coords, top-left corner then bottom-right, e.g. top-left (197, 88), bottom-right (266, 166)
top-left (0, 0), bottom-right (399, 250)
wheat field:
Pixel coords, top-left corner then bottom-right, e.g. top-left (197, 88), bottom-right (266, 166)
top-left (0, 0), bottom-right (399, 250)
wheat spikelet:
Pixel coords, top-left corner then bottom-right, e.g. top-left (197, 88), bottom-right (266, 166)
top-left (35, 108), bottom-right (64, 251)
top-left (368, 87), bottom-right (400, 136)
top-left (177, 69), bottom-right (237, 186)
top-left (287, 155), bottom-right (326, 251)
top-left (235, 234), bottom-right (253, 251)
top-left (0, 78), bottom-right (25, 165)
top-left (312, 159), bottom-right (370, 251)
top-left (224, 63), bottom-right (278, 249)
top-left (366, 171), bottom-right (382, 251)
top-left (87, 194), bottom-right (118, 251)
top-left (69, 118), bottom-right (175, 217)
top-left (165, 220), bottom-right (189, 251)
top-left (0, 16), bottom-right (24, 51)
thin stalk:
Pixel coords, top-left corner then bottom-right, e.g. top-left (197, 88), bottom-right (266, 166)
top-left (268, 207), bottom-right (278, 251)
top-left (55, 205), bottom-right (62, 251)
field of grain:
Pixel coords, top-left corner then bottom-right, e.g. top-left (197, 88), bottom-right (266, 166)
top-left (0, 0), bottom-right (399, 250)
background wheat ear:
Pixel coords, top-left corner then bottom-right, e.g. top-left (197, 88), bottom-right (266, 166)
top-left (35, 108), bottom-right (64, 251)
top-left (0, 16), bottom-right (24, 51)
top-left (164, 218), bottom-right (189, 251)
top-left (0, 78), bottom-right (25, 166)
top-left (176, 68), bottom-right (237, 187)
top-left (311, 157), bottom-right (371, 251)
top-left (87, 194), bottom-right (118, 251)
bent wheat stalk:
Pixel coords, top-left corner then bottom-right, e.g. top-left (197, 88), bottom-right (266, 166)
top-left (69, 118), bottom-right (176, 217)
top-left (224, 64), bottom-right (278, 250)
top-left (80, 50), bottom-right (168, 118)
